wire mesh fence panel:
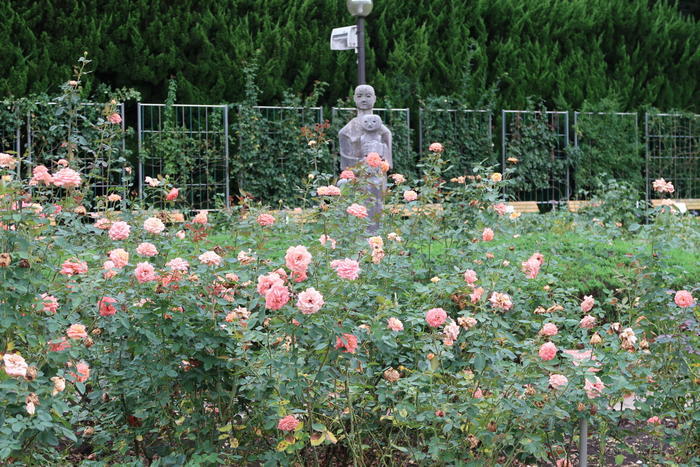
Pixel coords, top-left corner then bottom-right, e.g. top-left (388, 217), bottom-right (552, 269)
top-left (501, 110), bottom-right (569, 205)
top-left (0, 101), bottom-right (22, 176)
top-left (419, 109), bottom-right (494, 179)
top-left (138, 104), bottom-right (229, 210)
top-left (645, 113), bottom-right (700, 201)
top-left (26, 102), bottom-right (127, 209)
top-left (233, 105), bottom-right (325, 206)
top-left (331, 107), bottom-right (414, 177)
top-left (572, 112), bottom-right (639, 198)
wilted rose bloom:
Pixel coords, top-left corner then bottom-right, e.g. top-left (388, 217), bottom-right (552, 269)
top-left (107, 193), bottom-right (122, 202)
top-left (647, 416), bottom-right (661, 425)
top-left (339, 170), bottom-right (356, 180)
top-left (330, 258), bottom-right (360, 280)
top-left (108, 221), bottom-right (131, 240)
top-left (620, 327), bottom-right (637, 345)
top-left (199, 251), bottom-right (223, 266)
top-left (0, 152), bottom-right (17, 169)
top-left (387, 232), bottom-right (402, 242)
top-left (66, 323), bottom-right (88, 339)
top-left (52, 168), bottom-right (82, 188)
top-left (319, 234), bottom-right (337, 249)
top-left (29, 165), bottom-right (53, 185)
top-left (383, 367), bottom-right (400, 382)
top-left (109, 248), bottom-right (129, 268)
top-left (652, 178), bottom-right (674, 193)
top-left (40, 294), bottom-right (59, 313)
top-left (492, 202), bottom-right (507, 215)
top-left (94, 217), bottom-right (111, 230)
top-left (25, 394), bottom-right (38, 416)
top-left (346, 203), bottom-right (368, 218)
top-left (107, 112), bottom-right (122, 124)
top-left (98, 296), bottom-right (118, 316)
top-left (166, 257), bottom-right (189, 272)
top-left (257, 213), bottom-right (276, 226)
top-left (579, 315), bottom-right (596, 329)
top-left (429, 142), bottom-right (443, 153)
top-left (489, 292), bottom-right (513, 311)
top-left (51, 376), bottom-right (66, 395)
top-left (443, 320), bottom-right (460, 346)
top-left (425, 307), bottom-right (447, 328)
top-left (237, 249), bottom-right (255, 265)
top-left (549, 374), bottom-right (568, 389)
top-left (48, 337), bottom-right (71, 352)
top-left (265, 284), bottom-right (290, 310)
top-left (166, 187), bottom-right (179, 201)
top-left (72, 361), bottom-right (90, 383)
top-left (390, 173), bottom-right (405, 184)
top-left (102, 260), bottom-right (117, 279)
top-left (403, 190), bottom-right (418, 202)
top-left (143, 217), bottom-right (166, 234)
top-left (3, 353), bottom-right (28, 378)
top-left (335, 333), bottom-right (358, 354)
top-left (463, 269), bottom-right (478, 285)
top-left (134, 262), bottom-right (157, 283)
top-left (60, 260), bottom-right (88, 276)
top-left (584, 376), bottom-right (605, 399)
top-left (296, 287), bottom-right (324, 314)
top-left (580, 295), bottom-right (595, 312)
top-left (674, 290), bottom-right (695, 307)
top-left (136, 242), bottom-right (158, 257)
top-left (539, 342), bottom-right (558, 361)
top-left (277, 415), bottom-right (299, 431)
top-left (539, 323), bottom-right (558, 336)
top-left (470, 287), bottom-right (484, 303)
top-left (386, 317), bottom-right (404, 332)
top-left (458, 316), bottom-right (478, 329)
top-left (365, 152), bottom-right (383, 168)
top-left (482, 228), bottom-right (494, 242)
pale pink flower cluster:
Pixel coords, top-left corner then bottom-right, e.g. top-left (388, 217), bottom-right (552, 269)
top-left (277, 415), bottom-right (300, 431)
top-left (428, 142), bottom-right (444, 153)
top-left (134, 262), bottom-right (157, 283)
top-left (403, 190), bottom-right (418, 202)
top-left (52, 168), bottom-right (82, 188)
top-left (539, 323), bottom-right (558, 336)
top-left (296, 287), bottom-right (324, 314)
top-left (390, 173), bottom-right (405, 184)
top-left (674, 290), bottom-right (695, 307)
top-left (652, 178), bottom-right (675, 193)
top-left (330, 258), bottom-right (360, 280)
top-left (458, 316), bottom-right (478, 329)
top-left (580, 295), bottom-right (595, 312)
top-left (538, 342), bottom-right (558, 361)
top-left (40, 294), bottom-right (59, 313)
top-left (199, 251), bottom-right (223, 266)
top-left (579, 315), bottom-right (596, 329)
top-left (463, 269), bottom-right (477, 285)
top-left (387, 317), bottom-right (404, 332)
top-left (60, 260), bottom-right (88, 276)
top-left (66, 323), bottom-right (88, 339)
top-left (143, 217), bottom-right (166, 234)
top-left (166, 257), bottom-right (189, 272)
top-left (285, 245), bottom-right (312, 282)
top-left (29, 165), bottom-right (53, 185)
top-left (549, 374), bottom-right (568, 389)
top-left (482, 228), bottom-right (494, 242)
top-left (365, 152), bottom-right (383, 168)
top-left (108, 221), bottom-right (131, 240)
top-left (0, 152), bottom-right (17, 169)
top-left (426, 307), bottom-right (447, 328)
top-left (443, 320), bottom-right (460, 346)
top-left (346, 203), bottom-right (368, 218)
top-left (319, 234), bottom-right (337, 249)
top-left (136, 242), bottom-right (158, 257)
top-left (109, 248), bottom-right (129, 268)
top-left (584, 376), bottom-right (605, 399)
top-left (489, 292), bottom-right (513, 311)
top-left (317, 185), bottom-right (341, 196)
top-left (339, 170), bottom-right (356, 180)
top-left (521, 252), bottom-right (544, 279)
top-left (256, 213), bottom-right (276, 226)
top-left (3, 353), bottom-right (28, 378)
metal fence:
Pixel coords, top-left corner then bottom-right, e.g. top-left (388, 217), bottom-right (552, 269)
top-left (0, 102), bottom-right (21, 175)
top-left (645, 113), bottom-right (700, 201)
top-left (502, 110), bottom-right (570, 203)
top-left (138, 103), bottom-right (229, 209)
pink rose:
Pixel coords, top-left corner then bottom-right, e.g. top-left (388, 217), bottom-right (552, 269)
top-left (107, 113), bottom-right (122, 124)
top-left (482, 228), bottom-right (494, 242)
top-left (72, 361), bottom-right (90, 383)
top-left (647, 416), bottom-right (661, 425)
top-left (3, 353), bottom-right (28, 378)
top-left (52, 168), bottom-right (82, 188)
top-left (339, 170), bottom-right (356, 180)
top-left (463, 269), bottom-right (477, 285)
top-left (470, 287), bottom-right (484, 303)
top-left (319, 234), bottom-right (337, 249)
top-left (265, 284), bottom-right (290, 310)
top-left (426, 307), bottom-right (447, 328)
top-left (108, 221), bottom-right (131, 241)
top-left (257, 213), bottom-right (276, 226)
top-left (192, 210), bottom-right (208, 225)
top-left (387, 317), bottom-right (404, 332)
top-left (134, 262), bottom-right (157, 283)
top-left (60, 260), bottom-right (88, 276)
top-left (555, 460), bottom-right (572, 467)
top-left (143, 217), bottom-right (165, 234)
top-left (652, 178), bottom-right (674, 194)
top-left (136, 242), bottom-right (158, 257)
top-left (103, 260), bottom-right (117, 279)
top-left (492, 203), bottom-right (508, 216)
top-left (48, 338), bottom-right (71, 352)
top-left (442, 320), bottom-right (460, 346)
top-left (365, 152), bottom-right (383, 168)
top-left (0, 152), bottom-right (17, 169)
top-left (285, 245), bottom-right (312, 281)
top-left (95, 218), bottom-right (111, 230)
top-left (29, 165), bottom-right (53, 185)
top-left (346, 203), bottom-right (368, 218)
top-left (296, 287), bottom-right (324, 314)
top-left (521, 253), bottom-right (543, 279)
top-left (330, 258), bottom-right (360, 280)
top-left (549, 374), bottom-right (568, 389)
top-left (109, 248), bottom-right (129, 268)
top-left (98, 296), bottom-right (118, 316)
top-left (584, 376), bottom-right (605, 399)
top-left (538, 342), bottom-right (558, 361)
top-left (277, 415), bottom-right (300, 431)
top-left (66, 323), bottom-right (88, 339)
top-left (403, 190), bottom-right (418, 202)
top-left (166, 187), bottom-right (179, 201)
top-left (176, 230), bottom-right (186, 239)
top-left (198, 251), bottom-right (223, 267)
top-left (580, 295), bottom-right (594, 312)
top-left (489, 292), bottom-right (513, 311)
top-left (317, 185), bottom-right (342, 196)
top-left (539, 323), bottom-right (558, 337)
top-left (674, 290), bottom-right (695, 308)
top-left (579, 315), bottom-right (596, 329)
top-left (429, 142), bottom-right (444, 153)
top-left (390, 173), bottom-right (405, 184)
top-left (335, 333), bottom-right (358, 354)
top-left (40, 294), bottom-right (59, 313)
top-left (257, 272), bottom-right (284, 296)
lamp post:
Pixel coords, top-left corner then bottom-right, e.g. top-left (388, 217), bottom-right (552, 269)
top-left (346, 0), bottom-right (373, 85)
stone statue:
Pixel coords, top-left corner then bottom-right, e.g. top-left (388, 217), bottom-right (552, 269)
top-left (338, 85), bottom-right (392, 231)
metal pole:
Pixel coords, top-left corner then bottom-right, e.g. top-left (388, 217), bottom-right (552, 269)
top-left (357, 17), bottom-right (366, 85)
top-left (579, 417), bottom-right (588, 467)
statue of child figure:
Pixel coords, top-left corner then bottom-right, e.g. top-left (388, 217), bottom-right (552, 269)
top-left (360, 114), bottom-right (388, 160)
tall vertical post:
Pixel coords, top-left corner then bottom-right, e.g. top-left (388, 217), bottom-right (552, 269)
top-left (357, 17), bottom-right (366, 85)
top-left (579, 417), bottom-right (588, 467)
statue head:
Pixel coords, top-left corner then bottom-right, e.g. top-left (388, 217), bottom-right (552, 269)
top-left (360, 114), bottom-right (382, 133)
top-left (354, 85), bottom-right (376, 111)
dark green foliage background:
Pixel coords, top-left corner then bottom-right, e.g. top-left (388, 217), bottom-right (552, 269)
top-left (0, 0), bottom-right (698, 112)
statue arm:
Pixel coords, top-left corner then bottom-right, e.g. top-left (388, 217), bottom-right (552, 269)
top-left (339, 122), bottom-right (359, 170)
top-left (381, 126), bottom-right (393, 169)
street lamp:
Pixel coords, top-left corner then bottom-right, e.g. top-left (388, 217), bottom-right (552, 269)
top-left (346, 0), bottom-right (373, 85)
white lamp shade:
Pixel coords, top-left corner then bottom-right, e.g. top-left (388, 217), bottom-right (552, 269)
top-left (346, 0), bottom-right (373, 17)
